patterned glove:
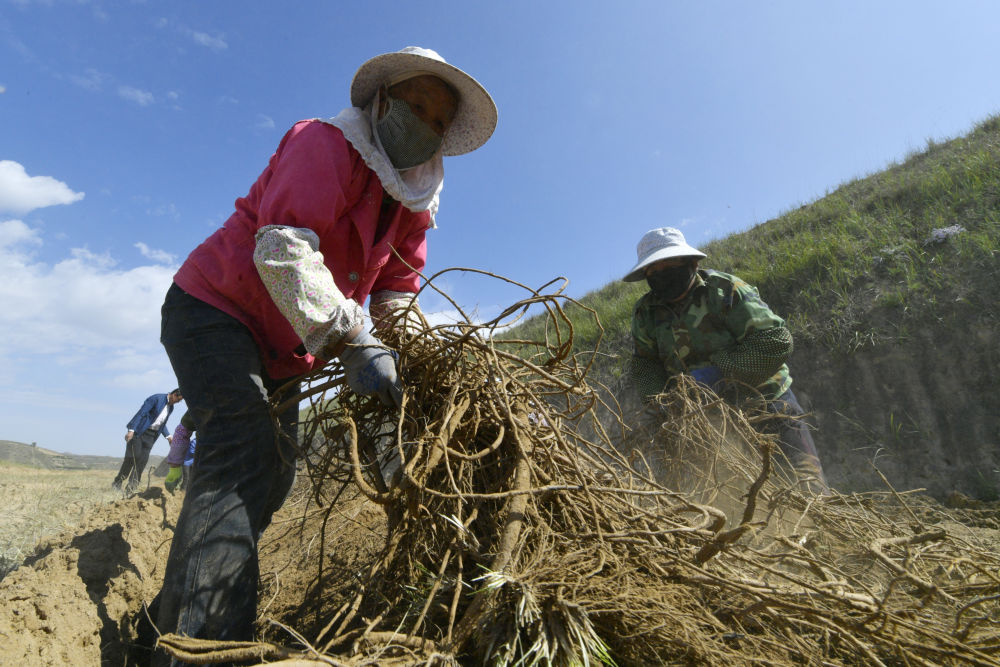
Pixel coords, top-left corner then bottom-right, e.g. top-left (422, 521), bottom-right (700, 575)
top-left (340, 329), bottom-right (404, 408)
top-left (689, 365), bottom-right (724, 390)
top-left (164, 466), bottom-right (183, 493)
top-left (629, 355), bottom-right (670, 401)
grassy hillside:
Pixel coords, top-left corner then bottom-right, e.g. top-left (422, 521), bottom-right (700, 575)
top-left (509, 114), bottom-right (1000, 387)
top-left (705, 118), bottom-right (999, 352)
top-left (504, 114), bottom-right (1000, 498)
top-left (0, 439), bottom-right (127, 471)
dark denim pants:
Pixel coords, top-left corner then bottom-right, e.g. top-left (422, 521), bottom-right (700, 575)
top-left (154, 283), bottom-right (299, 665)
top-left (113, 427), bottom-right (158, 491)
top-left (766, 388), bottom-right (829, 492)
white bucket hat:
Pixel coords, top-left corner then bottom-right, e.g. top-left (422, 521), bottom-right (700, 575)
top-left (350, 46), bottom-right (497, 157)
top-left (623, 227), bottom-right (706, 282)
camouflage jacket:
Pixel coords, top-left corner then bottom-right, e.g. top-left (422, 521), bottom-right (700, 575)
top-left (630, 269), bottom-right (793, 400)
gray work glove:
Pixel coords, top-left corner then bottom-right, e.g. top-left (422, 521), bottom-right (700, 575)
top-left (340, 329), bottom-right (403, 407)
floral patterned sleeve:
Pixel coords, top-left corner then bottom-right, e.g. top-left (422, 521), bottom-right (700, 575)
top-left (253, 225), bottom-right (364, 358)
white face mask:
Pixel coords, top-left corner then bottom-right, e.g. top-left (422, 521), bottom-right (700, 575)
top-left (375, 95), bottom-right (443, 170)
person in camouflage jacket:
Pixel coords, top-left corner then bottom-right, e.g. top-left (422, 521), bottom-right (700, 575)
top-left (624, 227), bottom-right (828, 492)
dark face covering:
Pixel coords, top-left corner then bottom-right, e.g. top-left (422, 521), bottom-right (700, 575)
top-left (646, 263), bottom-right (697, 302)
top-left (376, 94), bottom-right (444, 169)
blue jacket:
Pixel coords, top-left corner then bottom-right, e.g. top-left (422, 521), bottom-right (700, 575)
top-left (126, 393), bottom-right (175, 439)
top-left (185, 437), bottom-right (197, 467)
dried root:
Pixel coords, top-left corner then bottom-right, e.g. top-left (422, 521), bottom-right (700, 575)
top-left (159, 272), bottom-right (1000, 666)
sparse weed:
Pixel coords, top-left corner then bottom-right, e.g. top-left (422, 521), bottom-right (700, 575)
top-left (0, 462), bottom-right (121, 581)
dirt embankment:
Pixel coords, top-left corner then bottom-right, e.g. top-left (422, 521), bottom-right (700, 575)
top-left (0, 484), bottom-right (381, 666)
top-left (792, 322), bottom-right (1000, 500)
top-left (3, 454), bottom-right (1000, 665)
top-left (0, 489), bottom-right (179, 664)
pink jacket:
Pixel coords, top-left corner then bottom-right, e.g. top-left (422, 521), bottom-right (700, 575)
top-left (174, 120), bottom-right (430, 378)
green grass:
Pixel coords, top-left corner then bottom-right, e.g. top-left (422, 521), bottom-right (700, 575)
top-left (503, 113), bottom-right (1000, 387)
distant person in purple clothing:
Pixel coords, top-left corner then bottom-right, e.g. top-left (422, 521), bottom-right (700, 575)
top-left (164, 411), bottom-right (196, 493)
top-left (112, 389), bottom-right (183, 492)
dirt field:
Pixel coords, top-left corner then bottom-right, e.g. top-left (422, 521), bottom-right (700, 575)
top-left (0, 469), bottom-right (383, 665)
top-left (0, 480), bottom-right (178, 664)
top-left (0, 462), bottom-right (125, 577)
top-left (3, 436), bottom-right (1000, 666)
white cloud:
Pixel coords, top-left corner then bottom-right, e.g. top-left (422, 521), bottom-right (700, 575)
top-left (145, 201), bottom-right (179, 219)
top-left (118, 85), bottom-right (154, 106)
top-left (0, 222), bottom-right (182, 457)
top-left (0, 387), bottom-right (120, 425)
top-left (255, 114), bottom-right (275, 130)
top-left (423, 309), bottom-right (472, 327)
top-left (0, 85), bottom-right (6, 94)
top-left (69, 245), bottom-right (116, 269)
top-left (166, 90), bottom-right (182, 111)
top-left (0, 221), bottom-right (178, 358)
top-left (0, 160), bottom-right (85, 215)
top-left (134, 241), bottom-right (176, 264)
top-left (69, 68), bottom-right (109, 92)
top-left (158, 17), bottom-right (227, 51)
top-left (0, 219), bottom-right (42, 249)
top-left (420, 286), bottom-right (505, 329)
top-left (189, 29), bottom-right (227, 51)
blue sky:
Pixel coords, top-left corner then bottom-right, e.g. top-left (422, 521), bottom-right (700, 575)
top-left (3, 1), bottom-right (1000, 457)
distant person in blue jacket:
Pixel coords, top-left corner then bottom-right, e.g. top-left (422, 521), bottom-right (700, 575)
top-left (112, 389), bottom-right (183, 492)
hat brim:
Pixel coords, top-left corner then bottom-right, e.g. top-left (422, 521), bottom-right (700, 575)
top-left (623, 246), bottom-right (705, 282)
top-left (351, 52), bottom-right (497, 156)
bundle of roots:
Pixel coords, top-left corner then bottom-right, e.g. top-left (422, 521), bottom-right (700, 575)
top-left (158, 273), bottom-right (1000, 666)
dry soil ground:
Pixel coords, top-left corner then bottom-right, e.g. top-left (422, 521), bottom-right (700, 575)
top-left (0, 465), bottom-right (382, 666)
top-left (0, 462), bottom-right (124, 577)
top-left (2, 460), bottom-right (999, 666)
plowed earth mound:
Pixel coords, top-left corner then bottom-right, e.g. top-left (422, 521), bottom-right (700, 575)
top-left (0, 487), bottom-right (180, 664)
top-left (3, 477), bottom-right (998, 666)
top-left (0, 482), bottom-right (385, 666)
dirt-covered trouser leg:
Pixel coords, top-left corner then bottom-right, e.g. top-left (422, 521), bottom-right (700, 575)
top-left (153, 283), bottom-right (299, 666)
top-left (766, 389), bottom-right (829, 493)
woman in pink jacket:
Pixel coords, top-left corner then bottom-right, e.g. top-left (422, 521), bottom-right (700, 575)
top-left (153, 46), bottom-right (496, 658)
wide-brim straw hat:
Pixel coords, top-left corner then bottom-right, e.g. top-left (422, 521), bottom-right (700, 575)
top-left (351, 46), bottom-right (497, 157)
top-left (623, 227), bottom-right (706, 282)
